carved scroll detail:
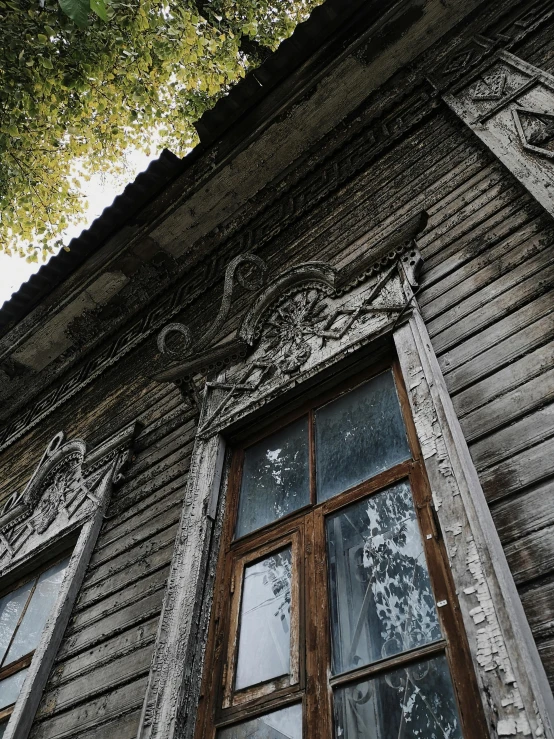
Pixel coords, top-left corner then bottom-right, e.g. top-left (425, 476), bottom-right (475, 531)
top-left (157, 254), bottom-right (267, 358)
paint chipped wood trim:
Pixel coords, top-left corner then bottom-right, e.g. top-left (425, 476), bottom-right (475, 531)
top-left (394, 310), bottom-right (554, 739)
top-left (440, 49), bottom-right (554, 219)
top-left (2, 424), bottom-right (137, 739)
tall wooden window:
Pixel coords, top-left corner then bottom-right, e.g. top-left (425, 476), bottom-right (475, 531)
top-left (0, 555), bottom-right (70, 736)
top-left (197, 361), bottom-right (485, 738)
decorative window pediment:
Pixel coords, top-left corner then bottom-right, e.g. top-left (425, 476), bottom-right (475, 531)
top-left (155, 212), bottom-right (425, 438)
top-left (0, 427), bottom-right (133, 574)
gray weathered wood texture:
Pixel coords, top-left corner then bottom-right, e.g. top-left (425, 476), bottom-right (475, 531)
top-left (0, 1), bottom-right (553, 736)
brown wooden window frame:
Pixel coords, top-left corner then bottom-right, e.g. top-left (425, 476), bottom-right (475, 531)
top-left (0, 551), bottom-right (71, 729)
top-left (196, 357), bottom-right (487, 739)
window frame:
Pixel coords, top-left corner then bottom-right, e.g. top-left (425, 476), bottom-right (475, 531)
top-left (0, 549), bottom-right (72, 728)
top-left (196, 358), bottom-right (487, 739)
top-left (0, 424), bottom-right (135, 739)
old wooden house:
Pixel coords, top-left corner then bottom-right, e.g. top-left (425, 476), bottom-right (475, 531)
top-left (1, 0), bottom-right (554, 737)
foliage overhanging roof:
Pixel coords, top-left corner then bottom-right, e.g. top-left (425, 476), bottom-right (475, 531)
top-left (0, 0), bottom-right (366, 331)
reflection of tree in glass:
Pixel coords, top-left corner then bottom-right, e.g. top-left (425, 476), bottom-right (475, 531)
top-left (262, 551), bottom-right (292, 626)
top-left (336, 655), bottom-right (462, 739)
top-left (236, 417), bottom-right (309, 537)
top-left (360, 483), bottom-right (440, 660)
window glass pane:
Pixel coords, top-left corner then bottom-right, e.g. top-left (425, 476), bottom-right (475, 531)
top-left (315, 371), bottom-right (410, 502)
top-left (218, 703), bottom-right (302, 739)
top-left (0, 581), bottom-right (34, 665)
top-left (235, 548), bottom-right (292, 691)
top-left (236, 417), bottom-right (309, 539)
top-left (0, 667), bottom-right (28, 711)
top-left (0, 720), bottom-right (7, 738)
top-left (326, 481), bottom-right (441, 676)
top-left (333, 654), bottom-right (462, 739)
top-left (5, 559), bottom-right (68, 665)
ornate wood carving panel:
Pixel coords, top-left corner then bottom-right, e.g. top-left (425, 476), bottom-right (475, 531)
top-left (439, 50), bottom-right (554, 218)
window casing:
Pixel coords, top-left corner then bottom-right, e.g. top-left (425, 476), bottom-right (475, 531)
top-left (0, 553), bottom-right (71, 737)
top-left (196, 359), bottom-right (486, 739)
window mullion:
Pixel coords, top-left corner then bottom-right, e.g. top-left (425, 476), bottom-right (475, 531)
top-left (310, 508), bottom-right (333, 739)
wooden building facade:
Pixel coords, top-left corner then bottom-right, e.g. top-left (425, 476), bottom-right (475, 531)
top-left (1, 1), bottom-right (554, 737)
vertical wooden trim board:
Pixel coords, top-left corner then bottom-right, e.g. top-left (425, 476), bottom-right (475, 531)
top-left (394, 310), bottom-right (554, 739)
top-left (442, 50), bottom-right (554, 220)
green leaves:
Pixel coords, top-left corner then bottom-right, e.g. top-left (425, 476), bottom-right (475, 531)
top-left (58, 0), bottom-right (89, 27)
top-left (90, 0), bottom-right (108, 22)
top-left (0, 0), bottom-right (323, 258)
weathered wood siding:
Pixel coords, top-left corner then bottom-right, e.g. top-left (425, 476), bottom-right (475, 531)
top-left (0, 6), bottom-right (552, 737)
top-left (0, 369), bottom-right (194, 739)
top-left (226, 107), bottom-right (554, 687)
top-left (31, 391), bottom-right (195, 739)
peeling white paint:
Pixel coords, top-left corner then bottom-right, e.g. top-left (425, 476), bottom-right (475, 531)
top-left (464, 536), bottom-right (536, 736)
top-left (445, 523), bottom-right (463, 536)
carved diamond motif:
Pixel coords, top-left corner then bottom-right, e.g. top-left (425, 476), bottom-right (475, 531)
top-left (470, 72), bottom-right (507, 101)
top-left (513, 107), bottom-right (554, 158)
top-left (444, 49), bottom-right (476, 74)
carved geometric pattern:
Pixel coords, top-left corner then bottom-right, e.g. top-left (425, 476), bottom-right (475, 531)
top-left (444, 49), bottom-right (476, 75)
top-left (0, 427), bottom-right (135, 569)
top-left (197, 361), bottom-right (274, 437)
top-left (470, 72), bottom-right (507, 101)
top-left (195, 260), bottom-right (414, 439)
top-left (513, 107), bottom-right (554, 158)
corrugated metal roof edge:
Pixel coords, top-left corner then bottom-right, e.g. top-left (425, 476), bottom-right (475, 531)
top-left (0, 0), bottom-right (365, 335)
top-left (0, 149), bottom-right (187, 331)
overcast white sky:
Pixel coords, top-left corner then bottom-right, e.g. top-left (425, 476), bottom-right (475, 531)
top-left (0, 147), bottom-right (159, 308)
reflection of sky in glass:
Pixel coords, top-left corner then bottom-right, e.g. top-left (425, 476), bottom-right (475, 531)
top-left (218, 703), bottom-right (302, 739)
top-left (316, 371), bottom-right (410, 503)
top-left (5, 559), bottom-right (68, 664)
top-left (236, 418), bottom-right (309, 538)
top-left (235, 550), bottom-right (292, 690)
top-left (0, 668), bottom-right (28, 710)
top-left (0, 583), bottom-right (33, 664)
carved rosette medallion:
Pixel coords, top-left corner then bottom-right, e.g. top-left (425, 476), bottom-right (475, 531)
top-left (263, 287), bottom-right (330, 374)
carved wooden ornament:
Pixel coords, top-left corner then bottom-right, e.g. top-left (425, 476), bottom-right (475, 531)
top-left (440, 49), bottom-right (554, 218)
top-left (0, 425), bottom-right (135, 577)
top-left (0, 424), bottom-right (136, 739)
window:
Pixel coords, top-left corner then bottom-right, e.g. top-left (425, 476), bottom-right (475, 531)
top-left (197, 361), bottom-right (484, 738)
top-left (0, 555), bottom-right (69, 737)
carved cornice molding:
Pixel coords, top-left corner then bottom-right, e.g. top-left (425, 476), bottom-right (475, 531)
top-left (155, 212), bottom-right (427, 436)
top-left (0, 424), bottom-right (136, 575)
top-left (428, 0), bottom-right (554, 95)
